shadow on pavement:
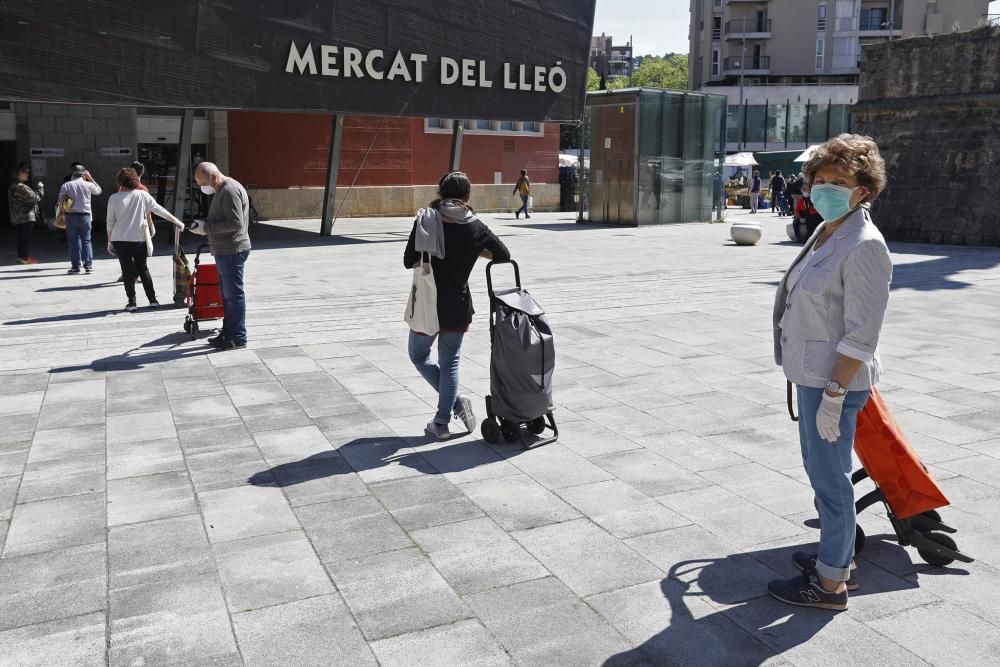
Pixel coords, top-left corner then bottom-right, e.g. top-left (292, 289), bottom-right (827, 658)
top-left (35, 281), bottom-right (119, 292)
top-left (888, 244), bottom-right (1000, 291)
top-left (48, 332), bottom-right (214, 373)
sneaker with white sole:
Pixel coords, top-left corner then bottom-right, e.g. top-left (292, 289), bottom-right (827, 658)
top-left (792, 551), bottom-right (859, 591)
top-left (124, 303), bottom-right (137, 313)
top-left (424, 420), bottom-right (451, 441)
top-left (453, 396), bottom-right (476, 433)
top-left (768, 568), bottom-right (848, 611)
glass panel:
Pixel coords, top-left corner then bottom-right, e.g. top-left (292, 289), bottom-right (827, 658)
top-left (788, 105), bottom-right (807, 143)
top-left (766, 103), bottom-right (787, 144)
top-left (828, 104), bottom-right (849, 136)
top-left (807, 104), bottom-right (829, 143)
top-left (745, 105), bottom-right (766, 144)
top-left (427, 118), bottom-right (443, 129)
top-left (522, 121), bottom-right (540, 132)
top-left (499, 120), bottom-right (514, 130)
top-left (726, 105), bottom-right (743, 145)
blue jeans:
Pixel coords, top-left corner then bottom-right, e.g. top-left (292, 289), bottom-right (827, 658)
top-left (408, 331), bottom-right (464, 425)
top-left (516, 194), bottom-right (529, 217)
top-left (797, 385), bottom-right (871, 582)
top-left (66, 213), bottom-right (93, 269)
top-left (215, 250), bottom-right (249, 344)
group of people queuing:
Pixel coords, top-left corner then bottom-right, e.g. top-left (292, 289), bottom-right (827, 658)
top-left (6, 159), bottom-right (252, 350)
top-left (743, 167), bottom-right (825, 243)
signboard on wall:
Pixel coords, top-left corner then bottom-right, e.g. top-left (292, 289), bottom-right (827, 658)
top-left (0, 1), bottom-right (596, 122)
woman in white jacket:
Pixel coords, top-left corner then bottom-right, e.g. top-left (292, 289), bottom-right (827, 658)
top-left (106, 167), bottom-right (184, 312)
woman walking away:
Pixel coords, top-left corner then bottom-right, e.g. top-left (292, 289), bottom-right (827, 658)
top-left (106, 167), bottom-right (185, 312)
top-left (769, 134), bottom-right (892, 611)
top-left (405, 172), bottom-right (511, 440)
top-left (8, 162), bottom-right (43, 264)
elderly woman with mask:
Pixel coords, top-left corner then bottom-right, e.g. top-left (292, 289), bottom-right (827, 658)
top-left (768, 134), bottom-right (892, 611)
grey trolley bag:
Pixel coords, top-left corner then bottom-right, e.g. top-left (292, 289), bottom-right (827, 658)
top-left (480, 260), bottom-right (558, 448)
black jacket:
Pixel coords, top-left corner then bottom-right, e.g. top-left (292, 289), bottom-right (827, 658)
top-left (404, 214), bottom-right (510, 330)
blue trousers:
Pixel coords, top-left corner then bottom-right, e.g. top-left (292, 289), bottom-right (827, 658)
top-left (797, 385), bottom-right (871, 582)
top-left (516, 194), bottom-right (529, 217)
top-left (66, 213), bottom-right (93, 270)
top-left (408, 331), bottom-right (464, 425)
top-left (215, 250), bottom-right (249, 344)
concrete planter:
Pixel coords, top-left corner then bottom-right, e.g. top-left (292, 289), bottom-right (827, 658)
top-left (730, 222), bottom-right (762, 245)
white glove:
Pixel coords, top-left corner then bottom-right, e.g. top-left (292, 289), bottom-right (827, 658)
top-left (816, 391), bottom-right (846, 443)
top-left (188, 220), bottom-right (208, 236)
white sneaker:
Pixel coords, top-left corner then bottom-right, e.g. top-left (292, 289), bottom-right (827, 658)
top-left (424, 420), bottom-right (451, 441)
top-left (453, 396), bottom-right (476, 433)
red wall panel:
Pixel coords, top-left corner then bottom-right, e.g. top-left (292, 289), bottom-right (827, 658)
top-left (227, 111), bottom-right (558, 190)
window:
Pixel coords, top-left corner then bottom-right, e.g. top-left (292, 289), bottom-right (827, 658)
top-left (712, 17), bottom-right (721, 40)
top-left (522, 122), bottom-right (540, 132)
top-left (711, 49), bottom-right (720, 76)
top-left (860, 7), bottom-right (888, 31)
top-left (424, 119), bottom-right (541, 135)
top-left (815, 37), bottom-right (825, 70)
top-left (832, 36), bottom-right (857, 70)
top-left (427, 118), bottom-right (444, 129)
top-left (817, 4), bottom-right (827, 30)
top-left (499, 120), bottom-right (514, 131)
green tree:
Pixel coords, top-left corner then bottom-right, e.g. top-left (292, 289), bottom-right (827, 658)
top-left (587, 67), bottom-right (601, 91)
top-left (606, 54), bottom-right (689, 91)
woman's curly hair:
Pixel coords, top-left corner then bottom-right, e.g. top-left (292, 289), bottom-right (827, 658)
top-left (116, 167), bottom-right (141, 190)
top-left (803, 133), bottom-right (887, 205)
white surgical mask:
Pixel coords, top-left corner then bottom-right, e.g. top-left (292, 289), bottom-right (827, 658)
top-left (200, 184), bottom-right (216, 195)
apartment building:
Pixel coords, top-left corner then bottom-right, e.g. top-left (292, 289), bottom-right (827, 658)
top-left (591, 34), bottom-right (635, 81)
top-left (689, 0), bottom-right (990, 152)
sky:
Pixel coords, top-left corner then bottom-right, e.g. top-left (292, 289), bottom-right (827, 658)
top-left (594, 0), bottom-right (1000, 57)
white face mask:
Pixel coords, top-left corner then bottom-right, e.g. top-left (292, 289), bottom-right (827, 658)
top-left (200, 184), bottom-right (216, 196)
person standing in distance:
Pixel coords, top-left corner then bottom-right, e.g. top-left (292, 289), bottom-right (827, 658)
top-left (190, 162), bottom-right (251, 350)
top-left (57, 165), bottom-right (102, 274)
top-left (513, 169), bottom-right (531, 219)
top-left (8, 162), bottom-right (43, 264)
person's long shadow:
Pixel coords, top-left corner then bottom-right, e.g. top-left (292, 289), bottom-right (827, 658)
top-left (48, 332), bottom-right (215, 373)
top-left (602, 537), bottom-right (966, 666)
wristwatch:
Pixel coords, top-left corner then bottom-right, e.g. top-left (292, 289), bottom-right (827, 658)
top-left (825, 380), bottom-right (848, 397)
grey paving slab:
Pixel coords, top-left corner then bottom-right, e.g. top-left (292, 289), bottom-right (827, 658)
top-left (106, 410), bottom-right (176, 444)
top-left (237, 400), bottom-right (313, 432)
top-left (0, 543), bottom-right (106, 632)
top-left (588, 579), bottom-right (778, 667)
top-left (0, 415), bottom-right (37, 444)
top-left (16, 454), bottom-right (105, 503)
top-left (108, 514), bottom-right (214, 589)
top-left (0, 390), bottom-right (44, 417)
top-left (214, 530), bottom-right (333, 612)
top-left (554, 419), bottom-right (644, 458)
top-left (276, 370), bottom-right (346, 395)
top-left (0, 474), bottom-right (19, 520)
top-left (296, 495), bottom-right (413, 563)
top-left (513, 518), bottom-right (663, 597)
top-left (186, 446), bottom-right (271, 492)
top-left (105, 389), bottom-right (170, 416)
top-left (700, 461), bottom-right (815, 518)
top-left (252, 424), bottom-right (332, 464)
top-left (198, 484), bottom-right (300, 543)
top-left (34, 399), bottom-right (106, 430)
top-left (556, 479), bottom-right (691, 539)
top-left (226, 381), bottom-right (293, 408)
top-left (460, 474), bottom-right (582, 531)
top-left (110, 572), bottom-right (238, 666)
top-left (170, 392), bottom-right (240, 424)
top-left (106, 437), bottom-right (185, 480)
top-left (3, 492), bottom-right (105, 557)
top-left (163, 373), bottom-right (228, 399)
top-left (28, 424), bottom-right (105, 463)
top-left (107, 471), bottom-right (195, 526)
top-left (214, 362), bottom-right (276, 386)
top-left (464, 576), bottom-right (633, 666)
top-left (232, 595), bottom-right (377, 667)
top-left (370, 475), bottom-right (485, 531)
top-left (370, 619), bottom-right (514, 667)
top-left (0, 373), bottom-right (48, 395)
top-left (41, 379), bottom-right (105, 406)
top-left (336, 436), bottom-right (435, 483)
top-left (503, 442), bottom-right (615, 490)
top-left (259, 450), bottom-right (369, 506)
top-left (410, 517), bottom-right (549, 595)
top-left (0, 612), bottom-right (106, 666)
top-left (176, 418), bottom-right (255, 455)
top-left (262, 355), bottom-right (323, 375)
top-left (0, 446), bottom-right (28, 478)
top-left (590, 448), bottom-right (711, 497)
top-left (635, 429), bottom-right (752, 472)
top-left (326, 546), bottom-right (471, 641)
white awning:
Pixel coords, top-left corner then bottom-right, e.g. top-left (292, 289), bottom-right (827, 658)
top-left (723, 152), bottom-right (758, 167)
top-left (794, 145), bottom-right (823, 162)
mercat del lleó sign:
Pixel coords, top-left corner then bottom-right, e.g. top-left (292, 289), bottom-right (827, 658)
top-left (0, 0), bottom-right (597, 122)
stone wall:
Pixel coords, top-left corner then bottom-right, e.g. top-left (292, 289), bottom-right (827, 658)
top-left (249, 183), bottom-right (561, 220)
top-left (15, 103), bottom-right (138, 223)
top-left (852, 26), bottom-right (1000, 246)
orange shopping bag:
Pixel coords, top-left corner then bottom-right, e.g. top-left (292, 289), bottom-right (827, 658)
top-left (853, 388), bottom-right (950, 519)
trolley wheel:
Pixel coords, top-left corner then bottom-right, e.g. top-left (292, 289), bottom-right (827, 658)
top-left (183, 317), bottom-right (192, 334)
top-left (910, 509), bottom-right (944, 532)
top-left (918, 532), bottom-right (958, 567)
top-left (854, 524), bottom-right (866, 555)
top-left (528, 417), bottom-right (546, 435)
top-left (481, 418), bottom-right (501, 444)
top-left (190, 320), bottom-right (200, 338)
top-left (500, 421), bottom-right (521, 443)
top-left (920, 509), bottom-right (942, 523)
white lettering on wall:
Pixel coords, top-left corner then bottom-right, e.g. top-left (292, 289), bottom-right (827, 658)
top-left (286, 42), bottom-right (317, 75)
top-left (548, 66), bottom-right (567, 93)
top-left (365, 49), bottom-right (384, 79)
top-left (410, 54), bottom-right (427, 82)
top-left (321, 45), bottom-right (339, 76)
top-left (343, 47), bottom-right (364, 78)
top-left (440, 57), bottom-right (460, 85)
top-left (503, 63), bottom-right (518, 90)
top-left (387, 51), bottom-right (411, 81)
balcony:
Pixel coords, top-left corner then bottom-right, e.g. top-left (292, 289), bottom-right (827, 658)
top-left (723, 56), bottom-right (770, 74)
top-left (835, 15), bottom-right (902, 35)
top-left (725, 19), bottom-right (772, 39)
top-left (726, 0), bottom-right (769, 3)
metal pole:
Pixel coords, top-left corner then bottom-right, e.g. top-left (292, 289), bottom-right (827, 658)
top-left (888, 0), bottom-right (895, 41)
top-left (578, 119), bottom-right (586, 223)
top-left (784, 100), bottom-right (790, 149)
top-left (173, 109), bottom-right (194, 224)
top-left (320, 114), bottom-right (344, 236)
top-left (449, 120), bottom-right (464, 172)
top-left (738, 17), bottom-right (746, 107)
top-left (763, 97), bottom-right (769, 149)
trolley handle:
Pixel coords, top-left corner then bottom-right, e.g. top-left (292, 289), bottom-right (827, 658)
top-left (486, 259), bottom-right (521, 297)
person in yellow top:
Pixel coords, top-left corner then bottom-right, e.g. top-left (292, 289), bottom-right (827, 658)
top-left (513, 169), bottom-right (531, 219)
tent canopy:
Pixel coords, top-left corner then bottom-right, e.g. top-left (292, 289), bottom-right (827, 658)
top-left (724, 152), bottom-right (758, 167)
top-left (794, 145), bottom-right (823, 162)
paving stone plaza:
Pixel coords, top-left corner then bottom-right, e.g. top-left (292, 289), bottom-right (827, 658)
top-left (1, 209), bottom-right (999, 665)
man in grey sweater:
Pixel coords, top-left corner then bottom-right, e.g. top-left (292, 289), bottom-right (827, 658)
top-left (191, 162), bottom-right (251, 350)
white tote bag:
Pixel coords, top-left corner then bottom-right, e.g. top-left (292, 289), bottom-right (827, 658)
top-left (404, 252), bottom-right (440, 335)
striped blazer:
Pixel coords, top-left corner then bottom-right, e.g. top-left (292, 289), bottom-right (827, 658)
top-left (773, 207), bottom-right (893, 391)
